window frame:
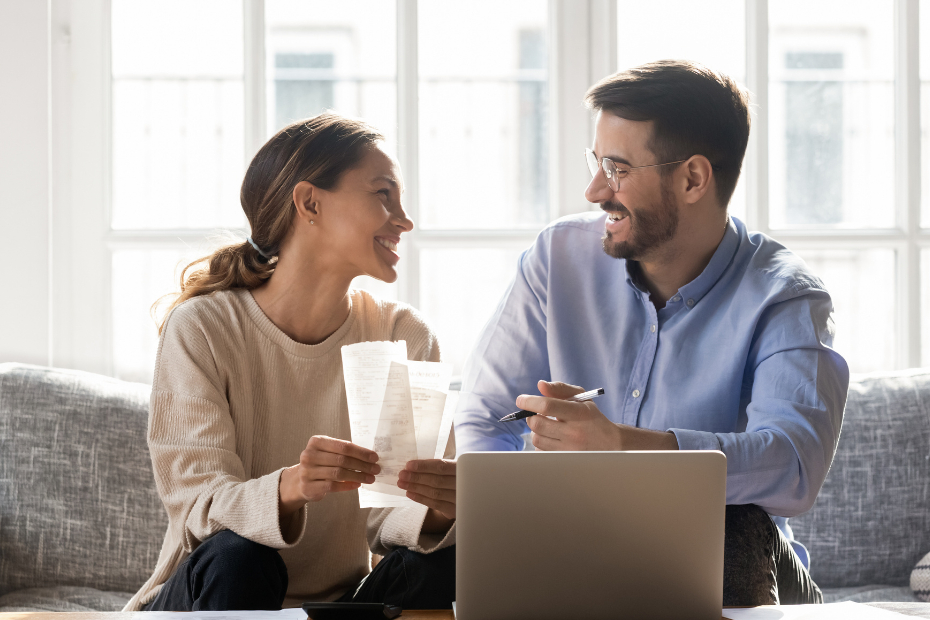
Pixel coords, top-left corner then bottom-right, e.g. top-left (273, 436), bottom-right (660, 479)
top-left (51, 0), bottom-right (927, 378)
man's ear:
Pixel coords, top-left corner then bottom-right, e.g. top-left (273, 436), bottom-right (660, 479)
top-left (680, 155), bottom-right (714, 205)
top-left (292, 181), bottom-right (319, 224)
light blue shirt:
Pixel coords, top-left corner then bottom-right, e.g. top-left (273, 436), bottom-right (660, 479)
top-left (454, 213), bottom-right (849, 568)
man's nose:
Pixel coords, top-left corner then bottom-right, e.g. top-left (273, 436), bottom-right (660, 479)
top-left (584, 168), bottom-right (612, 204)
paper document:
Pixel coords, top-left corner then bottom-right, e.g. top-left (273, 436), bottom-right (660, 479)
top-left (723, 601), bottom-right (907, 620)
top-left (342, 341), bottom-right (456, 508)
top-left (132, 609), bottom-right (306, 620)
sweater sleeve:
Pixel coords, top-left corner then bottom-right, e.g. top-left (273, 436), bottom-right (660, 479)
top-left (365, 304), bottom-right (456, 555)
top-left (148, 302), bottom-right (307, 553)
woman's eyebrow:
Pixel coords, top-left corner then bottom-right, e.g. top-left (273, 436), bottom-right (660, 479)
top-left (371, 175), bottom-right (400, 188)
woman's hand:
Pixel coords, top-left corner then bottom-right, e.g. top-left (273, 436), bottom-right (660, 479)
top-left (397, 459), bottom-right (456, 531)
top-left (279, 435), bottom-right (380, 517)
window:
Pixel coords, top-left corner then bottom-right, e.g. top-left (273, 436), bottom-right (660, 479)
top-left (100, 0), bottom-right (929, 384)
top-left (615, 0), bottom-right (926, 373)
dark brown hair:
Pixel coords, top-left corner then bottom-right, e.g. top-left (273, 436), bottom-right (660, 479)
top-left (156, 112), bottom-right (384, 333)
top-left (584, 60), bottom-right (750, 206)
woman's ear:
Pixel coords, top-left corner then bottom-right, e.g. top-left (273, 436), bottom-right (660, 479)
top-left (292, 181), bottom-right (319, 224)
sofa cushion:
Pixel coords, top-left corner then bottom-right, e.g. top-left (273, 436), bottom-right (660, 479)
top-left (790, 368), bottom-right (930, 589)
top-left (0, 586), bottom-right (131, 612)
top-left (822, 585), bottom-right (919, 604)
top-left (0, 363), bottom-right (166, 597)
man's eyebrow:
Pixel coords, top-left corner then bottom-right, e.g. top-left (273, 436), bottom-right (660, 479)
top-left (599, 152), bottom-right (633, 167)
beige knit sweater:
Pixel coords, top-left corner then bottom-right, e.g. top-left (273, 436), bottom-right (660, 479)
top-left (124, 288), bottom-right (455, 612)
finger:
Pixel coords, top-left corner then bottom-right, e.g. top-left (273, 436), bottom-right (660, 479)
top-left (404, 491), bottom-right (456, 520)
top-left (515, 395), bottom-right (584, 420)
top-left (403, 459), bottom-right (456, 477)
top-left (397, 469), bottom-right (456, 490)
top-left (307, 435), bottom-right (379, 463)
top-left (308, 466), bottom-right (376, 485)
top-left (530, 432), bottom-right (563, 451)
top-left (306, 450), bottom-right (381, 476)
top-left (525, 413), bottom-right (565, 440)
top-left (396, 480), bottom-right (456, 504)
top-left (538, 380), bottom-right (585, 400)
top-left (305, 480), bottom-right (361, 502)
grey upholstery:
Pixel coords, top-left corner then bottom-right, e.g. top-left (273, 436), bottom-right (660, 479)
top-left (1, 362), bottom-right (929, 612)
top-left (791, 369), bottom-right (930, 589)
top-left (0, 363), bottom-right (166, 610)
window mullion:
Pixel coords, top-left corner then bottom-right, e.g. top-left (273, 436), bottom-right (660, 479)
top-left (896, 0), bottom-right (922, 368)
top-left (397, 0), bottom-right (419, 309)
top-left (243, 0), bottom-right (266, 164)
top-left (745, 0), bottom-right (768, 234)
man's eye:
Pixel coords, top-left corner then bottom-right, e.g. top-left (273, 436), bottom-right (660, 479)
top-left (378, 189), bottom-right (391, 197)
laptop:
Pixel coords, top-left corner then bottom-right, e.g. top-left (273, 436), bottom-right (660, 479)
top-left (456, 451), bottom-right (726, 620)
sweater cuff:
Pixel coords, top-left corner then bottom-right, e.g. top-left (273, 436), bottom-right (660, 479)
top-left (273, 467), bottom-right (308, 548)
top-left (379, 504), bottom-right (456, 553)
top-left (668, 428), bottom-right (722, 452)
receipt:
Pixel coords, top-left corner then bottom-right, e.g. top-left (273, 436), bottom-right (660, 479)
top-left (342, 342), bottom-right (457, 508)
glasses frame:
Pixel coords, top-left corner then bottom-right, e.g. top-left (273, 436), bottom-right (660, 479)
top-left (584, 148), bottom-right (688, 192)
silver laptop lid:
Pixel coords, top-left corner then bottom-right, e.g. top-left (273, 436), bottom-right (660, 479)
top-left (456, 451), bottom-right (726, 620)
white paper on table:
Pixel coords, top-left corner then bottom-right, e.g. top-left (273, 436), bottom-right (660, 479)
top-left (132, 609), bottom-right (306, 620)
top-left (723, 601), bottom-right (907, 620)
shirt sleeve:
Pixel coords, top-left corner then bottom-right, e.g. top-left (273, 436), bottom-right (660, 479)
top-left (455, 233), bottom-right (552, 454)
top-left (148, 303), bottom-right (307, 553)
top-left (365, 305), bottom-right (456, 555)
top-left (670, 289), bottom-right (849, 517)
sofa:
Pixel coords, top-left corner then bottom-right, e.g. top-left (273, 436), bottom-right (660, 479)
top-left (1, 362), bottom-right (930, 615)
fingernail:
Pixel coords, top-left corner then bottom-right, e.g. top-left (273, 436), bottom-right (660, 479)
top-left (372, 465), bottom-right (381, 475)
top-left (516, 395), bottom-right (526, 407)
top-left (366, 475), bottom-right (375, 483)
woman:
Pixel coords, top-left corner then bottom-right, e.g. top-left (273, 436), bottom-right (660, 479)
top-left (124, 113), bottom-right (457, 612)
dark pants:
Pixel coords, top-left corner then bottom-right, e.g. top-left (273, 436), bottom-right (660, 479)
top-left (723, 504), bottom-right (822, 605)
top-left (145, 505), bottom-right (819, 611)
top-left (143, 529), bottom-right (456, 611)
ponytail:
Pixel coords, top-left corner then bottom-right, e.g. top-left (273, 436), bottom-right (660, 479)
top-left (155, 240), bottom-right (274, 334)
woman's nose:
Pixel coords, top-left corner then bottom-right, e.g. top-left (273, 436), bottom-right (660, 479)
top-left (393, 202), bottom-right (414, 233)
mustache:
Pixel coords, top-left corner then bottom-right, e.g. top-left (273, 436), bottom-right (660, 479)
top-left (600, 200), bottom-right (630, 217)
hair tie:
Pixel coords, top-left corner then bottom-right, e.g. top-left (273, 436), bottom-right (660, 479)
top-left (246, 236), bottom-right (274, 262)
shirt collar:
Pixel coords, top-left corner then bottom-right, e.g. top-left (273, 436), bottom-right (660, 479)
top-left (676, 216), bottom-right (739, 310)
top-left (622, 217), bottom-right (740, 309)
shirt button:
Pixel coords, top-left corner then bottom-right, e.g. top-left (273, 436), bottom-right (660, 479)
top-left (686, 298), bottom-right (695, 307)
top-left (672, 295), bottom-right (681, 302)
top-left (632, 389), bottom-right (641, 398)
top-left (650, 324), bottom-right (656, 333)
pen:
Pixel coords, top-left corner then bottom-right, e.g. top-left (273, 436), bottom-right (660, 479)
top-left (499, 387), bottom-right (606, 422)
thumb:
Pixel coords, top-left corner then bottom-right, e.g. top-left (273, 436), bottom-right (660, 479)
top-left (538, 380), bottom-right (585, 400)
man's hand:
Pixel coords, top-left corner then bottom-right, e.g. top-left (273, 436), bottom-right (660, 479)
top-left (522, 380), bottom-right (679, 452)
top-left (279, 435), bottom-right (381, 518)
top-left (397, 459), bottom-right (456, 531)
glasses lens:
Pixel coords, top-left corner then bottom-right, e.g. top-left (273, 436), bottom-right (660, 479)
top-left (585, 149), bottom-right (599, 178)
top-left (602, 158), bottom-right (619, 192)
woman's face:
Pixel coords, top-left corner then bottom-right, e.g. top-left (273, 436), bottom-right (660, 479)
top-left (312, 144), bottom-right (413, 283)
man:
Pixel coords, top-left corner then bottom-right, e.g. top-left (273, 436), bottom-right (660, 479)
top-left (452, 60), bottom-right (849, 605)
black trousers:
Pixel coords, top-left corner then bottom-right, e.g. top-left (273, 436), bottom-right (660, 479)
top-left (144, 504), bottom-right (819, 611)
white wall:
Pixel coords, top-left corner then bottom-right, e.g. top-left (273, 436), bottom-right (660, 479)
top-left (0, 0), bottom-right (51, 366)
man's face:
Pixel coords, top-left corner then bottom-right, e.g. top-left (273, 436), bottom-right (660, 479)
top-left (585, 111), bottom-right (679, 262)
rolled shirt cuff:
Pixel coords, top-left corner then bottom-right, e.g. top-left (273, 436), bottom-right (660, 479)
top-left (668, 428), bottom-right (722, 452)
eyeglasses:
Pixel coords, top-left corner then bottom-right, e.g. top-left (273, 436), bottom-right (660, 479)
top-left (584, 148), bottom-right (687, 192)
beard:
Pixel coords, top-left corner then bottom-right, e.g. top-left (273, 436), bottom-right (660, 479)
top-left (601, 182), bottom-right (679, 261)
